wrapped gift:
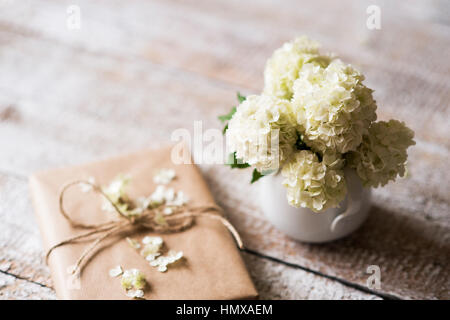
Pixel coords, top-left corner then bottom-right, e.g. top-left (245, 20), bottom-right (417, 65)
top-left (29, 146), bottom-right (257, 299)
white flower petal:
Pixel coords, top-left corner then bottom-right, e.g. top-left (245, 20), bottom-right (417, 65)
top-left (145, 253), bottom-right (160, 262)
top-left (80, 177), bottom-right (96, 193)
top-left (157, 265), bottom-right (167, 273)
top-left (109, 265), bottom-right (123, 278)
top-left (142, 236), bottom-right (163, 245)
top-left (126, 237), bottom-right (141, 249)
top-left (153, 169), bottom-right (176, 185)
top-left (126, 289), bottom-right (144, 299)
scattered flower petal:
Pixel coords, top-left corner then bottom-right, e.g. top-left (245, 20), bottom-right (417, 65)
top-left (109, 265), bottom-right (123, 278)
top-left (145, 253), bottom-right (161, 262)
top-left (102, 174), bottom-right (131, 204)
top-left (163, 207), bottom-right (173, 215)
top-left (126, 237), bottom-right (141, 249)
top-left (166, 191), bottom-right (190, 207)
top-left (169, 250), bottom-right (184, 261)
top-left (142, 236), bottom-right (163, 246)
top-left (153, 169), bottom-right (176, 185)
top-left (149, 260), bottom-right (159, 267)
top-left (149, 185), bottom-right (166, 206)
top-left (101, 201), bottom-right (115, 213)
top-left (149, 250), bottom-right (184, 272)
top-left (141, 236), bottom-right (163, 258)
top-left (126, 289), bottom-right (144, 299)
top-left (149, 185), bottom-right (189, 208)
top-left (80, 177), bottom-right (96, 193)
top-left (164, 188), bottom-right (175, 202)
top-left (157, 265), bottom-right (167, 273)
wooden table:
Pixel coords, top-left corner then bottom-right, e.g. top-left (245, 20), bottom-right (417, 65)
top-left (0, 0), bottom-right (449, 300)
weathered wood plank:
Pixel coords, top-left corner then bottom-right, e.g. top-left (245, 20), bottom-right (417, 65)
top-left (241, 253), bottom-right (380, 300)
top-left (0, 174), bottom-right (53, 288)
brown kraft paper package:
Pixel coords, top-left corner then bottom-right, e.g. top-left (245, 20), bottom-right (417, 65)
top-left (29, 146), bottom-right (258, 299)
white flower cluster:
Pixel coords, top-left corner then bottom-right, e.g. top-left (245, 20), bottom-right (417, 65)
top-left (225, 36), bottom-right (415, 212)
top-left (346, 120), bottom-right (415, 187)
top-left (226, 95), bottom-right (298, 173)
top-left (292, 59), bottom-right (377, 154)
top-left (263, 36), bottom-right (330, 100)
top-left (282, 150), bottom-right (346, 212)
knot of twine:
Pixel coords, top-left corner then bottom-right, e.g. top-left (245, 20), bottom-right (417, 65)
top-left (45, 180), bottom-right (244, 275)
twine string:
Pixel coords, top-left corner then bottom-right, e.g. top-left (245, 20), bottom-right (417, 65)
top-left (46, 180), bottom-right (244, 275)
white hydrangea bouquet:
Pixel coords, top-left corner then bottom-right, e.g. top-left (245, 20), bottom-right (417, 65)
top-left (220, 36), bottom-right (415, 214)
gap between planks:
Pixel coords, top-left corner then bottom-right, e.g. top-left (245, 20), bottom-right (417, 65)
top-left (0, 269), bottom-right (52, 290)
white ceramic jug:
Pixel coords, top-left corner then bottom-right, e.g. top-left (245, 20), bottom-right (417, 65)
top-left (259, 168), bottom-right (371, 243)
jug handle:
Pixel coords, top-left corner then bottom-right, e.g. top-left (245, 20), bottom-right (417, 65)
top-left (330, 193), bottom-right (361, 232)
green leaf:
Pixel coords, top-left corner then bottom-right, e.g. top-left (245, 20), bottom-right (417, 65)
top-left (227, 152), bottom-right (250, 169)
top-left (218, 106), bottom-right (237, 134)
top-left (218, 106), bottom-right (237, 123)
top-left (250, 169), bottom-right (264, 183)
top-left (237, 92), bottom-right (246, 103)
top-left (294, 132), bottom-right (322, 161)
top-left (222, 123), bottom-right (228, 135)
top-left (295, 133), bottom-right (310, 151)
top-left (219, 93), bottom-right (246, 135)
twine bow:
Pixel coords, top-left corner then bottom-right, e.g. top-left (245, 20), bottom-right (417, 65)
top-left (45, 180), bottom-right (244, 275)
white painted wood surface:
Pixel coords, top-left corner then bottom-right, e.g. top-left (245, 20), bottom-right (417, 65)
top-left (0, 0), bottom-right (448, 299)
